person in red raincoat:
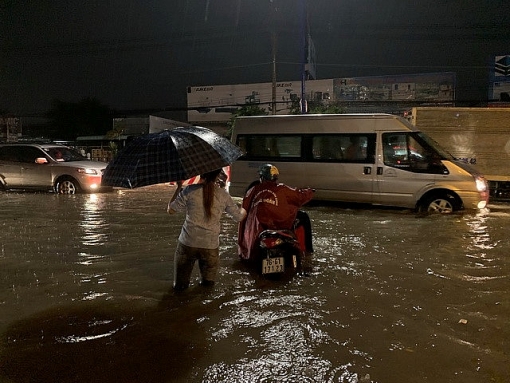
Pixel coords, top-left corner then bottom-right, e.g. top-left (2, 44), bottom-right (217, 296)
top-left (238, 164), bottom-right (315, 262)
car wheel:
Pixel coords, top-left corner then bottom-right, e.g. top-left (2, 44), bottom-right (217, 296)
top-left (55, 177), bottom-right (80, 194)
top-left (419, 193), bottom-right (458, 214)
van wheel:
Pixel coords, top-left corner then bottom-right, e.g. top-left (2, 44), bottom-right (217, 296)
top-left (418, 193), bottom-right (458, 214)
top-left (55, 177), bottom-right (80, 194)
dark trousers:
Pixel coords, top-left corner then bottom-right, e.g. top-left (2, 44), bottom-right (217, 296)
top-left (173, 242), bottom-right (219, 290)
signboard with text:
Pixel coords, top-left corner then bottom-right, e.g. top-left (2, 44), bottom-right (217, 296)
top-left (187, 79), bottom-right (333, 123)
top-left (186, 73), bottom-right (456, 123)
top-left (489, 55), bottom-right (510, 102)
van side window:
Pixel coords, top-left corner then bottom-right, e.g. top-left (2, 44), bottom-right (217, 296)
top-left (344, 135), bottom-right (367, 161)
top-left (311, 134), bottom-right (375, 163)
top-left (238, 135), bottom-right (301, 159)
top-left (383, 133), bottom-right (408, 167)
top-left (382, 133), bottom-right (446, 174)
top-left (312, 136), bottom-right (343, 160)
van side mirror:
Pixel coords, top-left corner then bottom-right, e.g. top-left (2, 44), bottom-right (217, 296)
top-left (35, 157), bottom-right (48, 164)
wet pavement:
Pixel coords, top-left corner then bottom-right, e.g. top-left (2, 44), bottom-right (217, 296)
top-left (0, 185), bottom-right (509, 382)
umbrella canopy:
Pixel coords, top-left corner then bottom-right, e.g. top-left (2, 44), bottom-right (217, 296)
top-left (101, 126), bottom-right (243, 188)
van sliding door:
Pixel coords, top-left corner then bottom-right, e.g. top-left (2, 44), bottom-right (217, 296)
top-left (310, 134), bottom-right (376, 203)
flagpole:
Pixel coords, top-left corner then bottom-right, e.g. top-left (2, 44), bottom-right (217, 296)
top-left (300, 0), bottom-right (307, 114)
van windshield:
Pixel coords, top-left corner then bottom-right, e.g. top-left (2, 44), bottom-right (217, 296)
top-left (415, 132), bottom-right (455, 160)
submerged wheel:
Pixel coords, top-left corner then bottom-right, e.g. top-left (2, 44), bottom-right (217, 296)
top-left (55, 177), bottom-right (80, 194)
top-left (419, 193), bottom-right (459, 214)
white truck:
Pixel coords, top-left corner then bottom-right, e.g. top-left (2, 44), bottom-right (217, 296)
top-left (112, 115), bottom-right (189, 135)
top-left (411, 107), bottom-right (510, 200)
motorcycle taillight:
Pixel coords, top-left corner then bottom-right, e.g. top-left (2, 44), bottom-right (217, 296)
top-left (260, 237), bottom-right (283, 249)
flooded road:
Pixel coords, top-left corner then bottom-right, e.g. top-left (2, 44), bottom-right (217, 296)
top-left (0, 185), bottom-right (509, 383)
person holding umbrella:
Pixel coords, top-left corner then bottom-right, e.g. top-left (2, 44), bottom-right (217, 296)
top-left (167, 168), bottom-right (246, 291)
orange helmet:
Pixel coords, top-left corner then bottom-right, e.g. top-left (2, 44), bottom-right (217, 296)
top-left (258, 164), bottom-right (279, 181)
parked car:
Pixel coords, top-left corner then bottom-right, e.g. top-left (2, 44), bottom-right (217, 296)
top-left (0, 143), bottom-right (109, 194)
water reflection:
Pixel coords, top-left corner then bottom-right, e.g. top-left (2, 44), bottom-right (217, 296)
top-left (460, 209), bottom-right (505, 285)
top-left (79, 193), bottom-right (109, 247)
top-left (203, 289), bottom-right (369, 383)
top-left (56, 320), bottom-right (129, 343)
top-left (0, 300), bottom-right (208, 383)
top-left (1, 189), bottom-right (510, 383)
top-left (76, 252), bottom-right (105, 266)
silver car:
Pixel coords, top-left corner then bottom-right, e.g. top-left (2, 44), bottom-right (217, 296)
top-left (0, 143), bottom-right (108, 194)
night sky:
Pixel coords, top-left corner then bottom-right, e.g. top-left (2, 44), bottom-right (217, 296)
top-left (2, 0), bottom-right (509, 115)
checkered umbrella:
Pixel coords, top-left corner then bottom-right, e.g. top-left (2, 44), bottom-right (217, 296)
top-left (101, 126), bottom-right (243, 188)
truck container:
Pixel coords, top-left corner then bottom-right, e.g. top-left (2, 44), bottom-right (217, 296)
top-left (411, 107), bottom-right (510, 200)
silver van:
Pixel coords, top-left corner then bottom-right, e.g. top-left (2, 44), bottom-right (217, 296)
top-left (0, 143), bottom-right (108, 194)
top-left (230, 114), bottom-right (489, 213)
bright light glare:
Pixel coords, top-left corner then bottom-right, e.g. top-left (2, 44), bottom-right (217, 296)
top-left (478, 200), bottom-right (487, 209)
top-left (77, 168), bottom-right (99, 175)
top-left (475, 177), bottom-right (487, 192)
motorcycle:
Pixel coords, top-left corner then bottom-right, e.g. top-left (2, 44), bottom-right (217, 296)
top-left (256, 210), bottom-right (312, 277)
top-left (239, 178), bottom-right (315, 278)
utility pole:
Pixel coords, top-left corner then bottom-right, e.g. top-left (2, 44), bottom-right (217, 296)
top-left (270, 0), bottom-right (278, 115)
top-left (271, 31), bottom-right (277, 115)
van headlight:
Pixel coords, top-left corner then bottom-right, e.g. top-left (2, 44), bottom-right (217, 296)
top-left (475, 176), bottom-right (487, 192)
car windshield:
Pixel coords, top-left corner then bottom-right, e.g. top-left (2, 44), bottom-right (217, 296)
top-left (45, 147), bottom-right (87, 162)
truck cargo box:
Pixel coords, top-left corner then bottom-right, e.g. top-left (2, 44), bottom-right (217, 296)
top-left (411, 107), bottom-right (510, 200)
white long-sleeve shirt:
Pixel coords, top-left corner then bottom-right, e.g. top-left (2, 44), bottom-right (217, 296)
top-left (168, 184), bottom-right (246, 249)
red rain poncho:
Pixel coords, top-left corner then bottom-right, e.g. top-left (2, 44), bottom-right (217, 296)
top-left (237, 180), bottom-right (314, 261)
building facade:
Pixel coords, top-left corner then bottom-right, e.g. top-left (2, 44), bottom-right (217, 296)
top-left (187, 72), bottom-right (456, 124)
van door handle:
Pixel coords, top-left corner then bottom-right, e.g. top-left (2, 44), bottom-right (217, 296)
top-left (363, 166), bottom-right (371, 175)
top-left (377, 167), bottom-right (383, 175)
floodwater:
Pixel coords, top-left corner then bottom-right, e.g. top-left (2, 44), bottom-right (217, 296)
top-left (0, 185), bottom-right (509, 383)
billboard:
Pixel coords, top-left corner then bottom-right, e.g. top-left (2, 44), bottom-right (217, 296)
top-left (186, 73), bottom-right (455, 123)
top-left (187, 79), bottom-right (333, 123)
top-left (489, 55), bottom-right (510, 101)
top-left (333, 73), bottom-right (456, 102)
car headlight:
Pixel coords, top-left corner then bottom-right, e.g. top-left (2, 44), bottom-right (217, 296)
top-left (77, 168), bottom-right (99, 175)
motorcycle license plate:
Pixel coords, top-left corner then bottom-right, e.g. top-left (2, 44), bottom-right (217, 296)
top-left (262, 257), bottom-right (285, 274)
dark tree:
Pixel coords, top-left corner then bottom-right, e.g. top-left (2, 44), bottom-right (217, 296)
top-left (46, 98), bottom-right (113, 141)
top-left (226, 104), bottom-right (268, 139)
